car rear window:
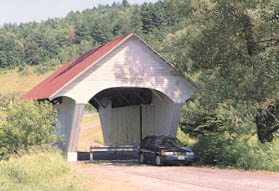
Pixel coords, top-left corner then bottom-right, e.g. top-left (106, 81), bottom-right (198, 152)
top-left (143, 137), bottom-right (154, 147)
top-left (156, 138), bottom-right (184, 147)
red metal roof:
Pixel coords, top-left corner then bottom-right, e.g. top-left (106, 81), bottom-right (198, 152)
top-left (24, 33), bottom-right (133, 100)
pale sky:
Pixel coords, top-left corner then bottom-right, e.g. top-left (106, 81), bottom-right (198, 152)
top-left (0, 0), bottom-right (158, 26)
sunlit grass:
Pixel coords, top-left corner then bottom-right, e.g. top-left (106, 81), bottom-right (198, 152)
top-left (90, 130), bottom-right (104, 145)
top-left (81, 113), bottom-right (100, 128)
top-left (0, 67), bottom-right (53, 98)
top-left (0, 146), bottom-right (80, 191)
top-left (177, 127), bottom-right (197, 147)
top-left (78, 112), bottom-right (104, 151)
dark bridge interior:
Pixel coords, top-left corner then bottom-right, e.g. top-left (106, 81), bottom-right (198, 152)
top-left (89, 88), bottom-right (152, 110)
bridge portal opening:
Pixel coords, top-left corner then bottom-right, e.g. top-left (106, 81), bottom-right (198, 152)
top-left (87, 87), bottom-right (179, 146)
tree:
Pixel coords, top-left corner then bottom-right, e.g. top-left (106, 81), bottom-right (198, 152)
top-left (130, 6), bottom-right (143, 34)
top-left (140, 3), bottom-right (159, 34)
top-left (0, 29), bottom-right (25, 68)
top-left (161, 0), bottom-right (279, 142)
top-left (113, 9), bottom-right (132, 36)
top-left (122, 0), bottom-right (130, 7)
top-left (91, 15), bottom-right (114, 44)
top-left (66, 26), bottom-right (76, 45)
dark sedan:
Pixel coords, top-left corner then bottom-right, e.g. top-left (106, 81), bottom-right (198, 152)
top-left (138, 136), bottom-right (195, 166)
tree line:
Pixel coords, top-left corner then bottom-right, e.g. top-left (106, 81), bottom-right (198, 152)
top-left (0, 0), bottom-right (189, 72)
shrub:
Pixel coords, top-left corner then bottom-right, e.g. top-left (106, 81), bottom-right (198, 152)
top-left (0, 100), bottom-right (58, 160)
top-left (192, 135), bottom-right (230, 166)
top-left (192, 135), bottom-right (279, 172)
top-left (235, 141), bottom-right (279, 172)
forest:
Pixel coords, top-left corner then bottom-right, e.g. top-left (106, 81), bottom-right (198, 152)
top-left (1, 0), bottom-right (279, 171)
top-left (0, 0), bottom-right (189, 71)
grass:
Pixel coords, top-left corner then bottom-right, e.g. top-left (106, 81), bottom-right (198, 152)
top-left (0, 67), bottom-right (53, 98)
top-left (78, 113), bottom-right (104, 151)
top-left (91, 131), bottom-right (105, 145)
top-left (0, 146), bottom-right (80, 191)
top-left (81, 113), bottom-right (100, 127)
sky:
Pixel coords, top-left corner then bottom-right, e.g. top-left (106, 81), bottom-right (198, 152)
top-left (0, 0), bottom-right (158, 26)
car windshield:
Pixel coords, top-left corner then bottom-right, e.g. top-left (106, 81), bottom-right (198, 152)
top-left (157, 138), bottom-right (184, 147)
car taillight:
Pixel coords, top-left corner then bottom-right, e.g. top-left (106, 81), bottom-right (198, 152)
top-left (161, 152), bottom-right (174, 155)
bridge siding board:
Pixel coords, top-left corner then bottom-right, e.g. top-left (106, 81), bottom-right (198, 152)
top-left (54, 36), bottom-right (193, 104)
top-left (97, 93), bottom-right (182, 146)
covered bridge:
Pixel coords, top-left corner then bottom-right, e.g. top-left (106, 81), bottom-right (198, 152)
top-left (24, 33), bottom-right (195, 161)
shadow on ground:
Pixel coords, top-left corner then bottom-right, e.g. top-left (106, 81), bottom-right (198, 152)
top-left (78, 151), bottom-right (138, 160)
top-left (77, 151), bottom-right (194, 167)
top-left (85, 160), bottom-right (141, 166)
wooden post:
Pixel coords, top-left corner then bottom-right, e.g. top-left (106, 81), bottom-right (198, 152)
top-left (90, 152), bottom-right (94, 161)
top-left (89, 146), bottom-right (94, 161)
top-left (140, 105), bottom-right (143, 142)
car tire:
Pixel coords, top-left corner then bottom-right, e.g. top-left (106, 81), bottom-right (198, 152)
top-left (139, 153), bottom-right (145, 164)
top-left (183, 161), bottom-right (192, 166)
top-left (155, 155), bottom-right (163, 166)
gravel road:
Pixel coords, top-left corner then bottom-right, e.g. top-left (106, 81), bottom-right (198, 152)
top-left (72, 162), bottom-right (279, 191)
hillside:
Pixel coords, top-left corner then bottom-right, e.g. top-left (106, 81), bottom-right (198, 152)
top-left (0, 0), bottom-right (189, 71)
top-left (0, 67), bottom-right (53, 98)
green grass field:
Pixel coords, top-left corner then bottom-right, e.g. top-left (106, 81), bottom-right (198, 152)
top-left (0, 67), bottom-right (53, 98)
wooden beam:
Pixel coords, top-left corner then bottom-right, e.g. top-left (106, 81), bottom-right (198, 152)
top-left (116, 92), bottom-right (131, 105)
top-left (132, 91), bottom-right (146, 104)
top-left (151, 90), bottom-right (164, 102)
top-left (93, 97), bottom-right (105, 108)
top-left (140, 105), bottom-right (143, 141)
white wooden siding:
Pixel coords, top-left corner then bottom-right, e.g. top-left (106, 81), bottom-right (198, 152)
top-left (98, 92), bottom-right (182, 145)
top-left (53, 36), bottom-right (193, 104)
top-left (142, 93), bottom-right (182, 138)
top-left (55, 97), bottom-right (84, 152)
top-left (99, 102), bottom-right (141, 145)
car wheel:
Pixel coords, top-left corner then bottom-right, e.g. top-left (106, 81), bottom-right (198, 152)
top-left (139, 153), bottom-right (145, 164)
top-left (155, 155), bottom-right (163, 166)
top-left (183, 161), bottom-right (192, 166)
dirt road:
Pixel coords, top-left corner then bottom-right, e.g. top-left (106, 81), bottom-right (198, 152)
top-left (72, 162), bottom-right (279, 191)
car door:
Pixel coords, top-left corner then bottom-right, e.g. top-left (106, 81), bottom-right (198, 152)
top-left (146, 137), bottom-right (156, 161)
top-left (143, 137), bottom-right (154, 161)
top-left (140, 137), bottom-right (151, 160)
top-left (147, 138), bottom-right (157, 161)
